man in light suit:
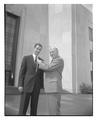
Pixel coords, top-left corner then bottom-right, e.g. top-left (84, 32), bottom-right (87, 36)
top-left (39, 48), bottom-right (64, 115)
top-left (18, 43), bottom-right (44, 116)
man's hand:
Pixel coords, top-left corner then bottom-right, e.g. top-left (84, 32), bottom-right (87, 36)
top-left (18, 86), bottom-right (23, 93)
top-left (39, 62), bottom-right (48, 70)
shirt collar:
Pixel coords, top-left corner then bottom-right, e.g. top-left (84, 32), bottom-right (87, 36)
top-left (33, 53), bottom-right (38, 61)
top-left (33, 53), bottom-right (36, 59)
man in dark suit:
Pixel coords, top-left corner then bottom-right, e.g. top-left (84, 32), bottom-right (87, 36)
top-left (18, 43), bottom-right (43, 116)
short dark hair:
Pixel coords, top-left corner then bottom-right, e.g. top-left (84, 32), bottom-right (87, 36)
top-left (34, 43), bottom-right (43, 48)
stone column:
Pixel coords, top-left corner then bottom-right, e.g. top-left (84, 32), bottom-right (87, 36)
top-left (47, 4), bottom-right (73, 92)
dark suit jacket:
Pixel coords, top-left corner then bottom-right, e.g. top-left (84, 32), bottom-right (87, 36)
top-left (18, 55), bottom-right (44, 93)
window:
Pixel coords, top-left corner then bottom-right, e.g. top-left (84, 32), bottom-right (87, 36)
top-left (88, 27), bottom-right (93, 41)
top-left (90, 70), bottom-right (93, 82)
top-left (5, 11), bottom-right (20, 86)
top-left (89, 27), bottom-right (93, 83)
top-left (90, 50), bottom-right (93, 62)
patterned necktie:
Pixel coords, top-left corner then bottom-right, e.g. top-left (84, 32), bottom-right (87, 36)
top-left (35, 56), bottom-right (38, 72)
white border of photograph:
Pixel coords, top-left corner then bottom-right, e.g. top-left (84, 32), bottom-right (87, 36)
top-left (0, 0), bottom-right (96, 120)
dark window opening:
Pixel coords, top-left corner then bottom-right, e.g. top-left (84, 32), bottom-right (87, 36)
top-left (5, 9), bottom-right (20, 86)
top-left (90, 70), bottom-right (93, 82)
top-left (88, 27), bottom-right (93, 41)
top-left (90, 50), bottom-right (93, 62)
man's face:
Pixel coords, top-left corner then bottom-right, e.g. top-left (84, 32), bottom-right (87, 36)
top-left (34, 45), bottom-right (42, 56)
top-left (50, 50), bottom-right (56, 59)
top-left (50, 48), bottom-right (58, 59)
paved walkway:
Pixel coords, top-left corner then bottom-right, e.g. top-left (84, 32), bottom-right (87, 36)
top-left (5, 94), bottom-right (93, 116)
top-left (60, 94), bottom-right (92, 115)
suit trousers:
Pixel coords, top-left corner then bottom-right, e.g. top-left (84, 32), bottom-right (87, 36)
top-left (18, 84), bottom-right (40, 116)
top-left (47, 93), bottom-right (61, 115)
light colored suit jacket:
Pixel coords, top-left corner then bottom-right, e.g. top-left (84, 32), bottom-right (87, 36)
top-left (39, 57), bottom-right (64, 93)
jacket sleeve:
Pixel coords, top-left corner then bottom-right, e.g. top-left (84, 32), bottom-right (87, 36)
top-left (39, 59), bottom-right (64, 72)
top-left (47, 59), bottom-right (63, 71)
top-left (18, 56), bottom-right (26, 87)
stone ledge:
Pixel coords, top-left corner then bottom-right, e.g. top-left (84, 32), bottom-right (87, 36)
top-left (5, 86), bottom-right (45, 95)
top-left (5, 86), bottom-right (70, 95)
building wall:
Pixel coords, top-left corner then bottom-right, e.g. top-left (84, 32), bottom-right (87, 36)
top-left (72, 5), bottom-right (78, 93)
top-left (6, 4), bottom-right (49, 86)
top-left (6, 4), bottom-right (93, 93)
top-left (72, 5), bottom-right (93, 93)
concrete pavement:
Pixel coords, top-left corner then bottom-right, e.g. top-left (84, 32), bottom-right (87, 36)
top-left (5, 93), bottom-right (93, 116)
top-left (60, 94), bottom-right (93, 115)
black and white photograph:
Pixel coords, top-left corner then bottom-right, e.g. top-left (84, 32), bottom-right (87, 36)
top-left (4, 4), bottom-right (94, 116)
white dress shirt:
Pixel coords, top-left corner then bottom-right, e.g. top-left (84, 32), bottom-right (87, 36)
top-left (33, 53), bottom-right (37, 62)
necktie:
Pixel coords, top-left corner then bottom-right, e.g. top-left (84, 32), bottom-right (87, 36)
top-left (35, 56), bottom-right (37, 63)
top-left (35, 56), bottom-right (38, 72)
